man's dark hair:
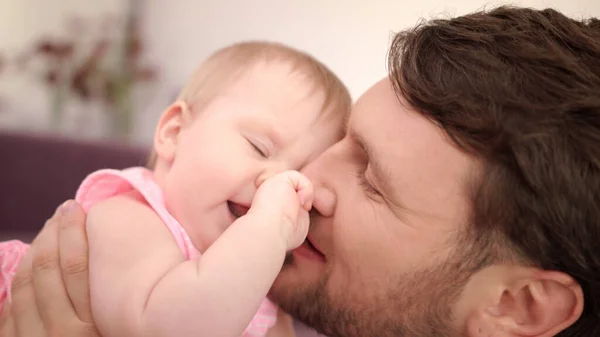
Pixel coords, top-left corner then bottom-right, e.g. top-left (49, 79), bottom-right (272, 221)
top-left (388, 6), bottom-right (600, 336)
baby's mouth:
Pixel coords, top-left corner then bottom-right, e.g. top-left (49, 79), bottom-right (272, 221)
top-left (227, 201), bottom-right (250, 219)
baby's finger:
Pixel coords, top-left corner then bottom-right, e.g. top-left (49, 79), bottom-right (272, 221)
top-left (297, 188), bottom-right (313, 211)
top-left (293, 209), bottom-right (310, 248)
top-left (288, 172), bottom-right (313, 211)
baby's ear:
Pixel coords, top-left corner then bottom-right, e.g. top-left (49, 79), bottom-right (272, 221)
top-left (153, 101), bottom-right (191, 164)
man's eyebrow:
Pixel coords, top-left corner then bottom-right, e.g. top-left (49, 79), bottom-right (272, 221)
top-left (349, 128), bottom-right (392, 192)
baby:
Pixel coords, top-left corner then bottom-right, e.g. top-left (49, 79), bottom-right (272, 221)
top-left (0, 41), bottom-right (351, 337)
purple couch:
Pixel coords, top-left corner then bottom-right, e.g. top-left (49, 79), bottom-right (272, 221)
top-left (0, 130), bottom-right (324, 337)
top-left (0, 130), bottom-right (148, 241)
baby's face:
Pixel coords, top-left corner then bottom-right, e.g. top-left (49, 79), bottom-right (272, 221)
top-left (162, 62), bottom-right (345, 252)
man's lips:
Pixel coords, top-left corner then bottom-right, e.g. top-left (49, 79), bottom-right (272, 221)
top-left (293, 236), bottom-right (325, 262)
top-left (227, 201), bottom-right (249, 218)
top-left (306, 236), bottom-right (324, 255)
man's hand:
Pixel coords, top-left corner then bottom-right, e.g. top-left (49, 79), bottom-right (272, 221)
top-left (0, 200), bottom-right (100, 337)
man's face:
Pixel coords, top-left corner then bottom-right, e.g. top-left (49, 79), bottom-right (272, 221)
top-left (269, 79), bottom-right (476, 336)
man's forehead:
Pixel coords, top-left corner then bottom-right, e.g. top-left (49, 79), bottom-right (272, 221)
top-left (347, 79), bottom-right (400, 148)
top-left (348, 78), bottom-right (459, 159)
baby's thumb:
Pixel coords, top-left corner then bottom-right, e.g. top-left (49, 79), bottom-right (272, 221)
top-left (290, 173), bottom-right (313, 211)
top-left (297, 188), bottom-right (313, 211)
top-left (292, 209), bottom-right (310, 249)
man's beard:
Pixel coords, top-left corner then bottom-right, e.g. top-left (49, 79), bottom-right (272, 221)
top-left (269, 254), bottom-right (469, 337)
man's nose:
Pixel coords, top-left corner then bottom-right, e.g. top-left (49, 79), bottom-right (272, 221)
top-left (301, 143), bottom-right (346, 217)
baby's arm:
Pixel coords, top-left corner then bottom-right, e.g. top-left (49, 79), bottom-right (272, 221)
top-left (87, 193), bottom-right (289, 337)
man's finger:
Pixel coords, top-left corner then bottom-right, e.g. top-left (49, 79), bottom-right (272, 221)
top-left (9, 211), bottom-right (64, 337)
top-left (32, 202), bottom-right (78, 329)
top-left (0, 302), bottom-right (16, 337)
top-left (58, 200), bottom-right (94, 322)
top-left (11, 249), bottom-right (46, 337)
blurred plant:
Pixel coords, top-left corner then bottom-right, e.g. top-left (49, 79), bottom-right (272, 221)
top-left (15, 0), bottom-right (157, 138)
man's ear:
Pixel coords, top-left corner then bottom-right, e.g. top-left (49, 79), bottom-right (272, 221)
top-left (462, 266), bottom-right (583, 337)
top-left (153, 101), bottom-right (192, 164)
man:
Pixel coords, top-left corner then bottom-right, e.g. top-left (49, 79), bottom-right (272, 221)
top-left (1, 6), bottom-right (599, 337)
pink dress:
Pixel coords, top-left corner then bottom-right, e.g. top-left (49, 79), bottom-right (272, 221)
top-left (0, 167), bottom-right (278, 336)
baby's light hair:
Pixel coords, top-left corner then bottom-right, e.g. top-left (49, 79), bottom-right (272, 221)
top-left (148, 41), bottom-right (351, 167)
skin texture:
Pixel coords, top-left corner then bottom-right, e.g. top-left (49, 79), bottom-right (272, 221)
top-left (0, 77), bottom-right (584, 337)
top-left (83, 61), bottom-right (344, 337)
top-left (153, 61), bottom-right (343, 254)
top-left (269, 79), bottom-right (583, 337)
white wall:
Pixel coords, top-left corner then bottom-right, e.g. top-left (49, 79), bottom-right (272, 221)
top-left (1, 0), bottom-right (599, 144)
top-left (0, 0), bottom-right (129, 138)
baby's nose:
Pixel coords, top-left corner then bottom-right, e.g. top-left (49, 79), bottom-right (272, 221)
top-left (255, 173), bottom-right (269, 188)
top-left (254, 164), bottom-right (287, 188)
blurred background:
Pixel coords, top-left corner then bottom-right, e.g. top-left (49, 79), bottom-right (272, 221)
top-left (0, 0), bottom-right (598, 145)
top-left (0, 1), bottom-right (598, 336)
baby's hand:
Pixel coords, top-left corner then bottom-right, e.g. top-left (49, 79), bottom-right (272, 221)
top-left (247, 170), bottom-right (313, 250)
